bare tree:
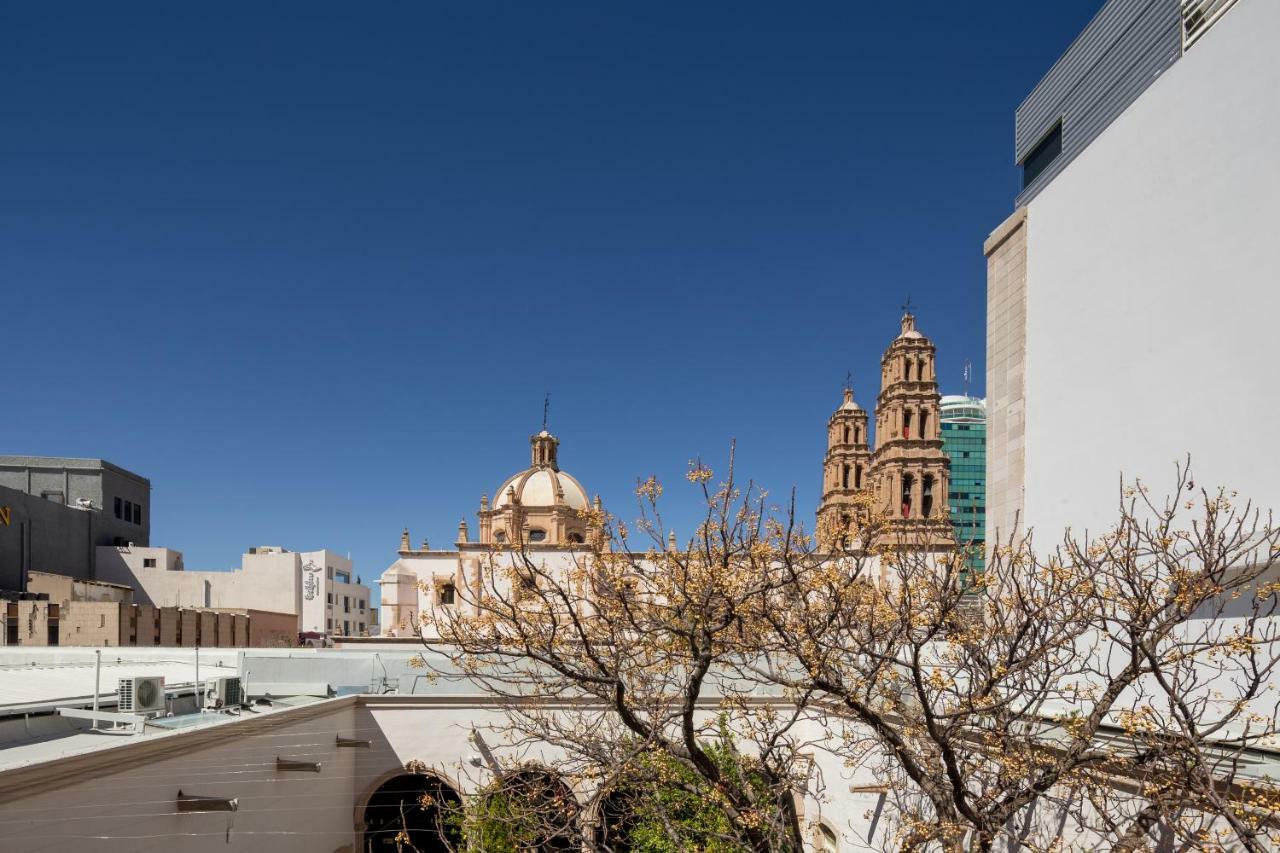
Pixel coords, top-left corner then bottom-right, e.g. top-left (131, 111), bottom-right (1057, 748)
top-left (417, 453), bottom-right (1280, 851)
top-left (760, 459), bottom-right (1280, 851)
top-left (421, 447), bottom-right (818, 852)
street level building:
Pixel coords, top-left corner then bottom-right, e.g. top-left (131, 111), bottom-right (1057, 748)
top-left (97, 545), bottom-right (374, 639)
top-left (985, 0), bottom-right (1278, 544)
top-left (0, 456), bottom-right (150, 549)
top-left (939, 396), bottom-right (986, 578)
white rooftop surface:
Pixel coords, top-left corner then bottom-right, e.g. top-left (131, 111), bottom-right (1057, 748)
top-left (0, 655), bottom-right (238, 714)
top-left (0, 695), bottom-right (330, 773)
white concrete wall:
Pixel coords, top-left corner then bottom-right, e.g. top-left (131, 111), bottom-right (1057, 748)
top-left (1022, 0), bottom-right (1280, 541)
top-left (96, 547), bottom-right (302, 619)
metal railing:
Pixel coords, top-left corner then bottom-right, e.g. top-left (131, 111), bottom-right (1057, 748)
top-left (1182, 0), bottom-right (1241, 50)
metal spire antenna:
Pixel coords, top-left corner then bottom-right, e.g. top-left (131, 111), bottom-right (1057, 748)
top-left (844, 370), bottom-right (853, 395)
top-left (963, 360), bottom-right (972, 398)
top-left (901, 294), bottom-right (915, 314)
top-left (542, 392), bottom-right (550, 431)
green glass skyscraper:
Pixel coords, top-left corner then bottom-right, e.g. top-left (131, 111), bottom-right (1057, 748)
top-left (940, 396), bottom-right (986, 578)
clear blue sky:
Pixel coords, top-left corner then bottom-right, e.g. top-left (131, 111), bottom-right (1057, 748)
top-left (1, 2), bottom-right (1100, 595)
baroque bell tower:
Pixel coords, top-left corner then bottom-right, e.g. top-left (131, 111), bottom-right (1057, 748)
top-left (868, 311), bottom-right (954, 549)
top-left (816, 385), bottom-right (873, 547)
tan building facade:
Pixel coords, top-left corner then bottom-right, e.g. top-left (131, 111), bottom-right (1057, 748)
top-left (817, 312), bottom-right (955, 552)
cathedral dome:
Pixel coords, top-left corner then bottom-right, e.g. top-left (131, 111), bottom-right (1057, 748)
top-left (493, 466), bottom-right (590, 511)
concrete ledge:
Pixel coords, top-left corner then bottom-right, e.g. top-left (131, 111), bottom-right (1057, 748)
top-left (983, 207), bottom-right (1028, 256)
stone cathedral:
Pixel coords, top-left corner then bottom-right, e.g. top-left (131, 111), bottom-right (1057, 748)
top-left (817, 311), bottom-right (955, 552)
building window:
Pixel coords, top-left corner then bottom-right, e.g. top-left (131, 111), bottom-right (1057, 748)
top-left (326, 618), bottom-right (332, 631)
top-left (327, 566), bottom-right (334, 579)
top-left (841, 465), bottom-right (850, 489)
top-left (854, 465), bottom-right (863, 490)
top-left (343, 596), bottom-right (350, 613)
top-left (923, 475), bottom-right (936, 519)
top-left (132, 504), bottom-right (142, 525)
top-left (143, 558), bottom-right (157, 568)
top-left (1022, 120), bottom-right (1062, 189)
top-left (527, 528), bottom-right (547, 543)
top-left (326, 593), bottom-right (333, 604)
top-left (920, 411), bottom-right (929, 441)
top-left (41, 491), bottom-right (64, 504)
top-left (842, 425), bottom-right (850, 443)
top-left (343, 620), bottom-right (350, 635)
top-left (114, 497), bottom-right (122, 519)
top-left (902, 411), bottom-right (913, 439)
top-left (568, 532), bottom-right (585, 544)
top-left (440, 584), bottom-right (456, 606)
top-left (901, 474), bottom-right (914, 519)
top-left (358, 599), bottom-right (365, 612)
top-left (494, 530), bottom-right (507, 543)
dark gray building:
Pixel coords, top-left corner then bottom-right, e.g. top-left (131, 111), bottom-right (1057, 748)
top-left (1014, 0), bottom-right (1228, 206)
top-left (0, 485), bottom-right (97, 591)
top-left (0, 458), bottom-right (152, 591)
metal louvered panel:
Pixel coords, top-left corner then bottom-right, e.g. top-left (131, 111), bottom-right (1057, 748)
top-left (1182, 0), bottom-right (1241, 48)
top-left (1013, 0), bottom-right (1183, 207)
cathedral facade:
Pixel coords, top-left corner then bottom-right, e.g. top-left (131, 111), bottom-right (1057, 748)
top-left (816, 311), bottom-right (955, 553)
top-left (381, 311), bottom-right (952, 637)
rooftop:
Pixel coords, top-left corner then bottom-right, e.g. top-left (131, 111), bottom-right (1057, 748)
top-left (0, 455), bottom-right (151, 485)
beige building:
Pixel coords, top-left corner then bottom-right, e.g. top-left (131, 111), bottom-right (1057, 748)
top-left (96, 544), bottom-right (373, 639)
top-left (817, 311), bottom-right (955, 552)
top-left (381, 427), bottom-right (601, 638)
top-left (2, 571), bottom-right (295, 647)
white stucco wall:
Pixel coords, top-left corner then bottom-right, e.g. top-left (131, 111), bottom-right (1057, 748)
top-left (96, 547), bottom-right (302, 618)
top-left (1022, 0), bottom-right (1280, 542)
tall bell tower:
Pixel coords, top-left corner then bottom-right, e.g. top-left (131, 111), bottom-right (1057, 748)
top-left (869, 311), bottom-right (954, 549)
top-left (816, 385), bottom-right (873, 548)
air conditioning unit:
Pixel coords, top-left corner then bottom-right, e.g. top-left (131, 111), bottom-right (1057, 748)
top-left (118, 676), bottom-right (166, 714)
top-left (204, 676), bottom-right (243, 710)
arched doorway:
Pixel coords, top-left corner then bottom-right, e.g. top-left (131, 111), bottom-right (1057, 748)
top-left (474, 768), bottom-right (581, 852)
top-left (362, 773), bottom-right (463, 853)
top-left (594, 786), bottom-right (640, 853)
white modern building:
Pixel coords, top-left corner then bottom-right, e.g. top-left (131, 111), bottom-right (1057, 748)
top-left (985, 0), bottom-right (1279, 546)
top-left (98, 545), bottom-right (375, 639)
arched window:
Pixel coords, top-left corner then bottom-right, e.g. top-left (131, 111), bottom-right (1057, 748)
top-left (494, 530), bottom-right (507, 543)
top-left (439, 584), bottom-right (456, 605)
top-left (527, 528), bottom-right (547, 543)
top-left (841, 465), bottom-right (851, 489)
top-left (919, 410), bottom-right (929, 440)
top-left (476, 769), bottom-right (580, 852)
top-left (918, 359), bottom-right (926, 381)
top-left (854, 425), bottom-right (861, 443)
top-left (362, 774), bottom-right (463, 853)
top-left (901, 474), bottom-right (914, 518)
top-left (902, 410), bottom-right (913, 439)
top-left (842, 424), bottom-right (850, 444)
top-left (816, 823), bottom-right (840, 852)
top-left (567, 532), bottom-right (585, 544)
top-left (854, 465), bottom-right (863, 489)
top-left (922, 475), bottom-right (935, 518)
top-left (903, 358), bottom-right (913, 381)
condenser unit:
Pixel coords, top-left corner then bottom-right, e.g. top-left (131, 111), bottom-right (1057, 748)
top-left (204, 676), bottom-right (243, 710)
top-left (118, 676), bottom-right (166, 714)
